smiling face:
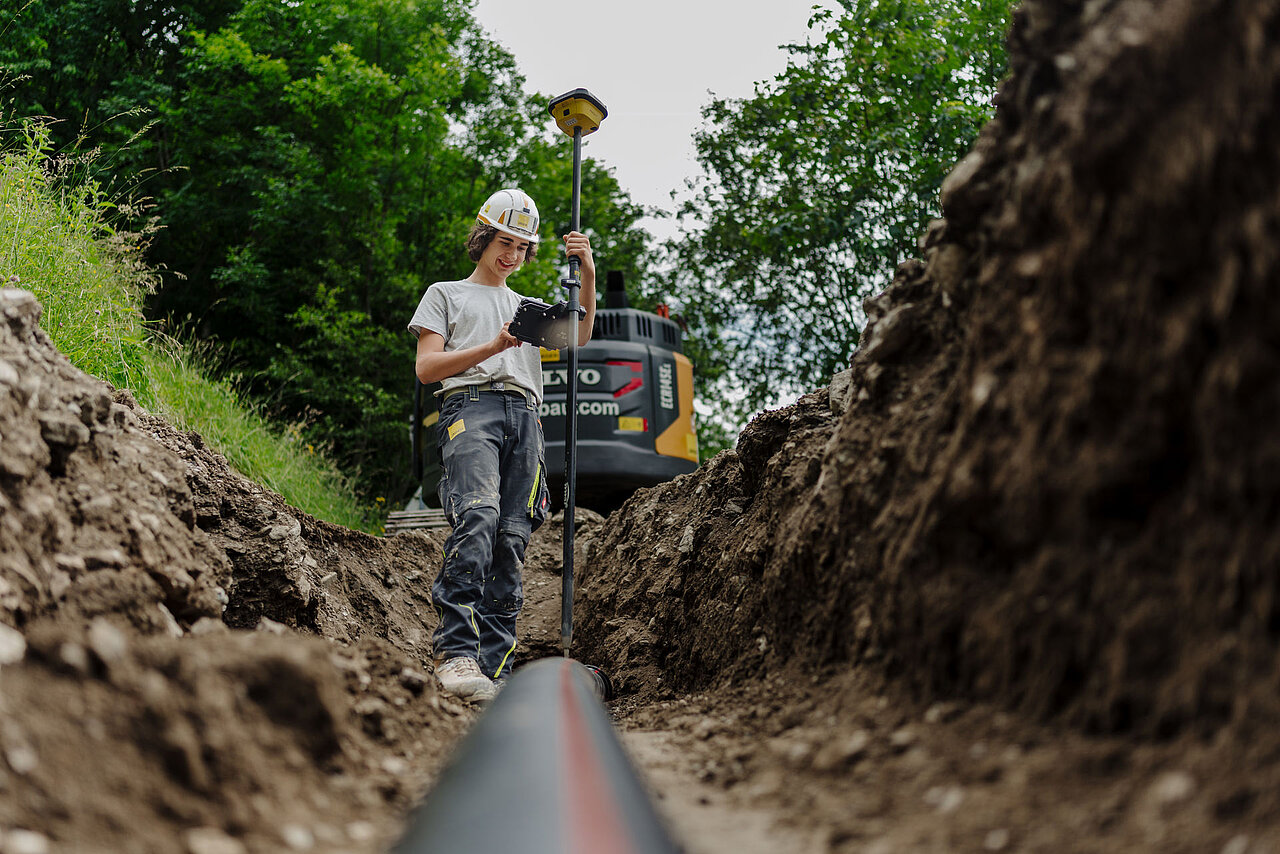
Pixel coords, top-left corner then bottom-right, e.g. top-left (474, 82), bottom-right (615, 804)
top-left (471, 232), bottom-right (532, 286)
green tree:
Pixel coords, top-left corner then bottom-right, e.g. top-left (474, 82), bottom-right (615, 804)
top-left (0, 0), bottom-right (240, 152)
top-left (665, 0), bottom-right (1015, 434)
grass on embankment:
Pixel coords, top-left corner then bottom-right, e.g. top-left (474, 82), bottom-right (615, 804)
top-left (0, 122), bottom-right (377, 532)
top-left (143, 346), bottom-right (380, 531)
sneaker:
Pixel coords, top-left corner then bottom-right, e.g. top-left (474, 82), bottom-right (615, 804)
top-left (435, 656), bottom-right (495, 701)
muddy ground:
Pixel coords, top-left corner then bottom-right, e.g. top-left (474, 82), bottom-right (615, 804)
top-left (3, 0), bottom-right (1280, 851)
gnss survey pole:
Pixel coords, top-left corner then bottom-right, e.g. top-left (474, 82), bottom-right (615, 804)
top-left (548, 89), bottom-right (607, 659)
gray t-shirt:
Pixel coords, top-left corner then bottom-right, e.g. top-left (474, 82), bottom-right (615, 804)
top-left (408, 279), bottom-right (544, 404)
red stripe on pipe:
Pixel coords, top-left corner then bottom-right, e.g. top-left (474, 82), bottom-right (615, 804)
top-left (561, 664), bottom-right (639, 854)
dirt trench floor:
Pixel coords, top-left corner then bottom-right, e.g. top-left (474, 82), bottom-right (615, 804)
top-left (519, 540), bottom-right (1276, 854)
top-left (613, 672), bottom-right (1276, 854)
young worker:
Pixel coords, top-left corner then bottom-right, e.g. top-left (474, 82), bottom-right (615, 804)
top-left (408, 188), bottom-right (596, 701)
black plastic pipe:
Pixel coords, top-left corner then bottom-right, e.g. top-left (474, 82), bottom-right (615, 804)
top-left (392, 658), bottom-right (678, 854)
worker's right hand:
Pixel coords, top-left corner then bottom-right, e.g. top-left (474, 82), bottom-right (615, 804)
top-left (491, 322), bottom-right (521, 353)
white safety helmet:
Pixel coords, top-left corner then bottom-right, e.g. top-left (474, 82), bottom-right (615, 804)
top-left (476, 188), bottom-right (540, 243)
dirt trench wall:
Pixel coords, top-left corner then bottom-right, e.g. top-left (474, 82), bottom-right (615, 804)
top-left (578, 0), bottom-right (1280, 737)
top-left (0, 289), bottom-right (229, 633)
top-left (0, 287), bottom-right (478, 852)
top-left (0, 285), bottom-right (445, 655)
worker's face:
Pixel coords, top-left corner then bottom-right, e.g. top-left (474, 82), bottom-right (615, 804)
top-left (479, 233), bottom-right (531, 282)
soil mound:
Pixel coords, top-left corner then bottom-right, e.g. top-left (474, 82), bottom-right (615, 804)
top-left (0, 289), bottom-right (502, 851)
top-left (0, 290), bottom-right (228, 634)
top-left (578, 0), bottom-right (1280, 741)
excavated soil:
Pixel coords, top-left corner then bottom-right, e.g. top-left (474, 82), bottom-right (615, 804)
top-left (3, 0), bottom-right (1280, 851)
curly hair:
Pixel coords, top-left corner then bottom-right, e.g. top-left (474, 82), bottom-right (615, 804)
top-left (467, 222), bottom-right (538, 263)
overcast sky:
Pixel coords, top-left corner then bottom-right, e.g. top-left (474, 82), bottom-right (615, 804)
top-left (471, 0), bottom-right (832, 240)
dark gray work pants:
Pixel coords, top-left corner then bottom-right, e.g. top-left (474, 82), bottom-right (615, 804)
top-left (432, 386), bottom-right (548, 679)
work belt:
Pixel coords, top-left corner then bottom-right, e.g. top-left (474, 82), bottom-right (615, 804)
top-left (441, 381), bottom-right (535, 405)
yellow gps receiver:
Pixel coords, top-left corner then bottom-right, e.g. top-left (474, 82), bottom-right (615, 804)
top-left (548, 89), bottom-right (608, 138)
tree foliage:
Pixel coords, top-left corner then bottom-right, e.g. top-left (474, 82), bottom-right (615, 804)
top-left (664, 0), bottom-right (1015, 432)
top-left (2, 0), bottom-right (653, 501)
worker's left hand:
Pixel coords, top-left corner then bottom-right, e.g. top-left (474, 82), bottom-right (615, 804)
top-left (563, 231), bottom-right (594, 278)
